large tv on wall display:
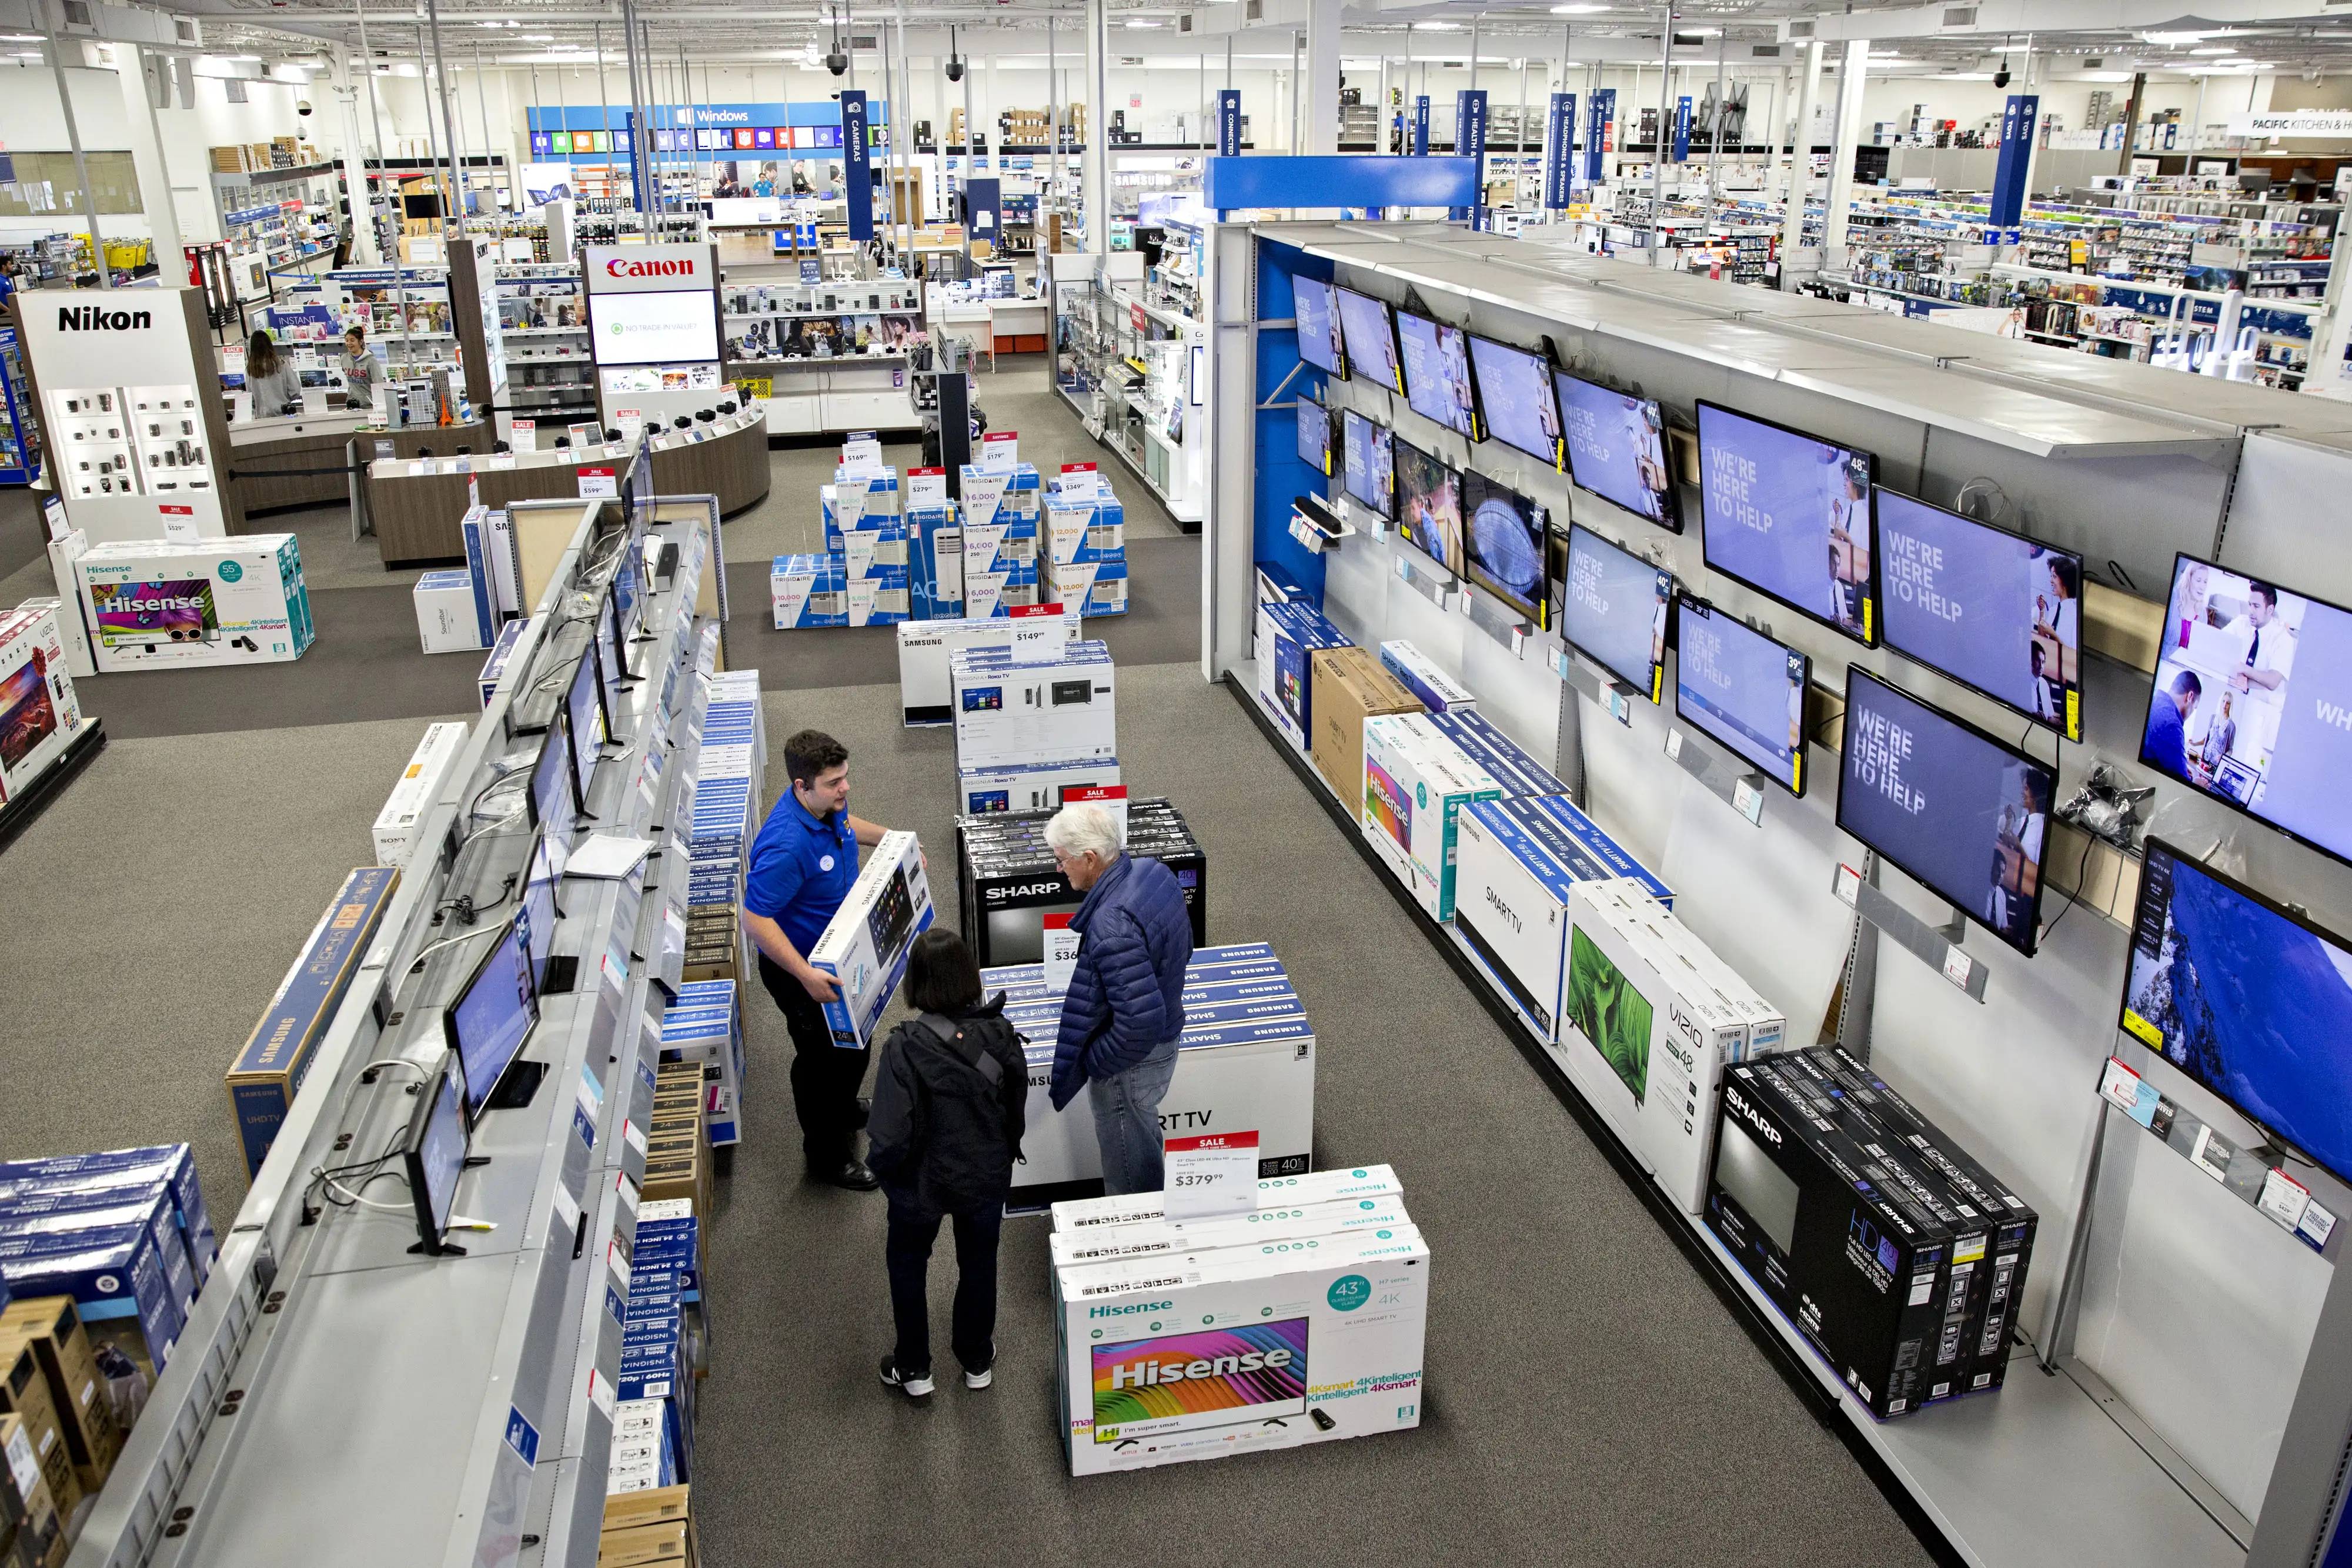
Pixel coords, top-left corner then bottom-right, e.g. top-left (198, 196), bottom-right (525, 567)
top-left (1696, 401), bottom-right (1877, 646)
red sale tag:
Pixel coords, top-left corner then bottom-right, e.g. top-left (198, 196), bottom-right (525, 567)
top-left (1042, 912), bottom-right (1080, 994)
top-left (1164, 1130), bottom-right (1259, 1219)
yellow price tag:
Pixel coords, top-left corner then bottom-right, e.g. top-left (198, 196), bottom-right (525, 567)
top-left (2122, 1009), bottom-right (2162, 1048)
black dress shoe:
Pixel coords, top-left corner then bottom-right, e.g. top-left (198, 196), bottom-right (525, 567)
top-left (828, 1160), bottom-right (880, 1191)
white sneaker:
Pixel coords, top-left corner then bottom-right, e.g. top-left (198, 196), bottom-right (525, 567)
top-left (964, 1365), bottom-right (994, 1391)
top-left (879, 1358), bottom-right (934, 1398)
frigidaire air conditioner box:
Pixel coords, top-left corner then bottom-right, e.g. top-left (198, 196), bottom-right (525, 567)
top-left (407, 571), bottom-right (481, 654)
top-left (371, 721), bottom-right (469, 866)
top-left (1361, 713), bottom-right (1501, 920)
top-left (808, 830), bottom-right (933, 1048)
top-left (1309, 644), bottom-right (1421, 806)
top-left (1052, 1222), bottom-right (1428, 1475)
top-left (75, 534), bottom-right (313, 672)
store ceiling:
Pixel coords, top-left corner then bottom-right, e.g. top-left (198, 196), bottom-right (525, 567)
top-left (143, 0), bottom-right (2352, 82)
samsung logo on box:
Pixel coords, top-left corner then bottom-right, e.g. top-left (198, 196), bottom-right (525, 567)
top-left (58, 306), bottom-right (153, 332)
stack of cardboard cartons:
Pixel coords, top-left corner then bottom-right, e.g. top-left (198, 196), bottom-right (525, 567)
top-left (0, 1410), bottom-right (65, 1568)
top-left (642, 1059), bottom-right (716, 1215)
top-left (956, 461), bottom-right (1043, 617)
top-left (1041, 469), bottom-right (1127, 617)
top-left (681, 679), bottom-right (759, 988)
top-left (1252, 600), bottom-right (1351, 752)
top-left (1709, 1047), bottom-right (2039, 1418)
top-left (0, 602), bottom-right (83, 809)
top-left (1048, 1164), bottom-right (1427, 1475)
top-left (955, 799), bottom-right (1204, 969)
top-left (1359, 713), bottom-right (1504, 920)
top-left (816, 466), bottom-right (908, 626)
top-left (599, 1485), bottom-right (694, 1567)
top-left (1426, 709), bottom-right (1571, 800)
top-left (0, 1297), bottom-right (121, 1507)
top-left (656, 984), bottom-right (745, 1149)
top-left (998, 107), bottom-right (1053, 147)
top-left (0, 1146), bottom-right (218, 1402)
top-left (906, 500), bottom-right (963, 620)
top-left (1308, 644), bottom-right (1421, 805)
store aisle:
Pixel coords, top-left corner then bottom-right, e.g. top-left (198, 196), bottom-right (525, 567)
top-left (691, 661), bottom-right (1935, 1568)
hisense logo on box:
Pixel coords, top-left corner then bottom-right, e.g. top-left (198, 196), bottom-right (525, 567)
top-left (1089, 1299), bottom-right (1174, 1318)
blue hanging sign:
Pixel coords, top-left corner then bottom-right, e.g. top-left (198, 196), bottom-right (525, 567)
top-left (842, 91), bottom-right (874, 242)
top-left (1989, 93), bottom-right (2040, 229)
top-left (1217, 89), bottom-right (1242, 158)
top-left (1413, 96), bottom-right (1431, 156)
top-left (1673, 96), bottom-right (1693, 162)
top-left (1452, 90), bottom-right (1489, 220)
top-left (1542, 92), bottom-right (1577, 209)
top-left (1583, 89), bottom-right (1615, 183)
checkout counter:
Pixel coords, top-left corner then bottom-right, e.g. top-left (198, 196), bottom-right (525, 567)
top-left (228, 406), bottom-right (490, 516)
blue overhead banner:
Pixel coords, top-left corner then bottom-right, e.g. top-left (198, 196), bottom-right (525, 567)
top-left (1204, 155), bottom-right (1479, 213)
top-left (964, 176), bottom-right (1002, 250)
top-left (1412, 96), bottom-right (1431, 156)
top-left (1217, 89), bottom-right (1242, 157)
top-left (1452, 89), bottom-right (1489, 220)
top-left (1583, 89), bottom-right (1614, 183)
top-left (1542, 92), bottom-right (1576, 209)
top-left (1673, 96), bottom-right (1693, 162)
top-left (1989, 93), bottom-right (2040, 228)
top-left (841, 90), bottom-right (873, 241)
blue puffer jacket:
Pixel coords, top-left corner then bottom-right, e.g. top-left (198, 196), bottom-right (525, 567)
top-left (1048, 853), bottom-right (1194, 1109)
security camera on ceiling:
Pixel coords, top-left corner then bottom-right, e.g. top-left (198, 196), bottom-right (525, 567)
top-left (296, 98), bottom-right (313, 115)
top-left (946, 24), bottom-right (965, 81)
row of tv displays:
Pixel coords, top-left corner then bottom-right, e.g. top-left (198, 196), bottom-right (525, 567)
top-left (1301, 290), bottom-right (2352, 880)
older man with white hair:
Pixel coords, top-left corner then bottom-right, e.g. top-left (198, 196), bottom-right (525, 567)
top-left (1043, 800), bottom-right (1195, 1195)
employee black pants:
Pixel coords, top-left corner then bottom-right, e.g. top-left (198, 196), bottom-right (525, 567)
top-left (884, 1189), bottom-right (1001, 1379)
top-left (757, 954), bottom-right (871, 1173)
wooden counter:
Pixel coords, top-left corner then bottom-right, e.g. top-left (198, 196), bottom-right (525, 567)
top-left (229, 416), bottom-right (490, 516)
top-left (366, 409), bottom-right (770, 566)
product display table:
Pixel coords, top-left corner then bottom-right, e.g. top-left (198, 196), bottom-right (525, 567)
top-left (987, 299), bottom-right (1050, 356)
top-left (229, 410), bottom-right (489, 517)
top-left (364, 406), bottom-right (770, 565)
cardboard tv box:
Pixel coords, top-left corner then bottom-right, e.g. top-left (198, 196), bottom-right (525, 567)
top-left (1048, 1196), bottom-right (1415, 1271)
top-left (1054, 1164), bottom-right (1405, 1233)
top-left (1709, 1053), bottom-right (2019, 1418)
top-left (75, 534), bottom-right (313, 673)
top-left (1309, 645), bottom-right (1421, 807)
top-left (1361, 713), bottom-right (1502, 920)
top-left (1054, 1225), bottom-right (1429, 1476)
top-left (0, 603), bottom-right (83, 803)
top-left (808, 830), bottom-right (934, 1048)
top-left (1451, 797), bottom-right (1628, 1042)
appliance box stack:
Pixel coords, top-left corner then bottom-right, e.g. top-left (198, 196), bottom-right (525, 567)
top-left (1042, 473), bottom-right (1129, 617)
top-left (955, 798), bottom-right (1207, 968)
top-left (956, 460), bottom-right (1042, 617)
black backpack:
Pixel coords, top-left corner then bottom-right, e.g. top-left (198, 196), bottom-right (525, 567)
top-left (902, 1011), bottom-right (1025, 1212)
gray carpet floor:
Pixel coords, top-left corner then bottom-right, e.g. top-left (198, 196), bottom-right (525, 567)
top-left (0, 353), bottom-right (1933, 1565)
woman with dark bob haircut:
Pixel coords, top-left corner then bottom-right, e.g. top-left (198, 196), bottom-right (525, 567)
top-left (864, 928), bottom-right (1027, 1400)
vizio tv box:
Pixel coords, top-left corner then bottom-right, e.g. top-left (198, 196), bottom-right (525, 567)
top-left (808, 830), bottom-right (934, 1048)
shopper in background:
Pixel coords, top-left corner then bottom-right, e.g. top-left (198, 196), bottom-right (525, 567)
top-left (340, 326), bottom-right (378, 414)
top-left (243, 331), bottom-right (302, 417)
top-left (867, 929), bottom-right (1025, 1400)
top-left (744, 729), bottom-right (904, 1191)
top-left (1045, 801), bottom-right (1194, 1195)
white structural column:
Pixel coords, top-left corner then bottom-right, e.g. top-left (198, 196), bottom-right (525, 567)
top-left (1777, 38), bottom-right (1822, 279)
top-left (119, 48), bottom-right (185, 262)
top-left (1822, 38), bottom-right (1866, 254)
top-left (1304, 0), bottom-right (1340, 156)
top-left (1084, 0), bottom-right (1108, 254)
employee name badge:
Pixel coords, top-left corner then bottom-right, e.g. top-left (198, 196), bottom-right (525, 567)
top-left (579, 466), bottom-right (619, 499)
top-left (1041, 914), bottom-right (1081, 994)
top-left (980, 430), bottom-right (1019, 472)
top-left (510, 418), bottom-right (536, 452)
top-left (907, 467), bottom-right (947, 508)
top-left (1058, 462), bottom-right (1102, 501)
top-left (1005, 602), bottom-right (1065, 665)
top-left (1163, 1130), bottom-right (1261, 1220)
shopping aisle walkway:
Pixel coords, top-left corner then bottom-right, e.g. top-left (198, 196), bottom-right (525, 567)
top-left (692, 663), bottom-right (1936, 1568)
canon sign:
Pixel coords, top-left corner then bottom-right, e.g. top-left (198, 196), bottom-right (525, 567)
top-left (604, 258), bottom-right (696, 279)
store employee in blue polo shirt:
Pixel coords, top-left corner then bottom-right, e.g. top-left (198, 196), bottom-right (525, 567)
top-left (745, 728), bottom-right (906, 1191)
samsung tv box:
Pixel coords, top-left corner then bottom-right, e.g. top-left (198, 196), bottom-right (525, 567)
top-left (808, 831), bottom-right (934, 1048)
top-left (1378, 640), bottom-right (1475, 713)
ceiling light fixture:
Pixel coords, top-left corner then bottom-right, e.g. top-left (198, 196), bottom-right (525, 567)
top-left (0, 31), bottom-right (41, 39)
top-left (1124, 16), bottom-right (1161, 26)
top-left (1549, 4), bottom-right (1608, 12)
top-left (2190, 45), bottom-right (2235, 54)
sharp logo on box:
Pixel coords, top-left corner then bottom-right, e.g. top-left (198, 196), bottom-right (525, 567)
top-left (58, 306), bottom-right (153, 331)
top-left (985, 881), bottom-right (1066, 903)
top-left (604, 257), bottom-right (696, 278)
top-left (1483, 886), bottom-right (1522, 935)
top-left (1724, 1085), bottom-right (1780, 1146)
top-left (1090, 1299), bottom-right (1174, 1318)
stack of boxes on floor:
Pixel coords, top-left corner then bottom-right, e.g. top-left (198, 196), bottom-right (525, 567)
top-left (1041, 466), bottom-right (1128, 618)
top-left (0, 601), bottom-right (83, 810)
top-left (773, 457), bottom-right (908, 628)
top-left (950, 636), bottom-right (1120, 823)
top-left (1045, 1164), bottom-right (1428, 1475)
top-left (955, 459), bottom-right (1042, 618)
top-left (0, 1145), bottom-right (219, 1563)
top-left (957, 801), bottom-right (1207, 967)
top-left (681, 671), bottom-right (764, 995)
top-left (606, 1185), bottom-right (705, 1562)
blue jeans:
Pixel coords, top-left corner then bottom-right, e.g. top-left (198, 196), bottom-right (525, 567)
top-left (1087, 1044), bottom-right (1179, 1196)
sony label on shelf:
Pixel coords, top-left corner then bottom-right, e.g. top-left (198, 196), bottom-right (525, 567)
top-left (981, 430), bottom-right (1019, 472)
